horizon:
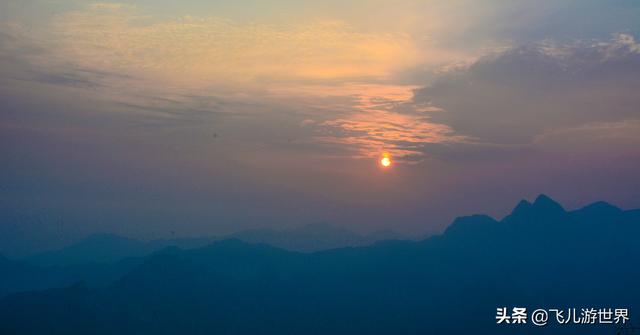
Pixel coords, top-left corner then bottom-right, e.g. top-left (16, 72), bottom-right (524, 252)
top-left (4, 193), bottom-right (635, 259)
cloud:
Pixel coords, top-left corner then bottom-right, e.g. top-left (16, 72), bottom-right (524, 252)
top-left (268, 83), bottom-right (460, 161)
top-left (296, 35), bottom-right (640, 162)
top-left (533, 119), bottom-right (640, 154)
top-left (414, 34), bottom-right (640, 144)
top-left (41, 3), bottom-right (420, 85)
top-left (3, 2), bottom-right (640, 164)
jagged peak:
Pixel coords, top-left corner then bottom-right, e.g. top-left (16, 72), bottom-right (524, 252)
top-left (532, 194), bottom-right (565, 212)
top-left (502, 194), bottom-right (566, 223)
top-left (511, 199), bottom-right (533, 215)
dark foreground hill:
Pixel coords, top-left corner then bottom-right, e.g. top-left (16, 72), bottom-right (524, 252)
top-left (1, 195), bottom-right (639, 334)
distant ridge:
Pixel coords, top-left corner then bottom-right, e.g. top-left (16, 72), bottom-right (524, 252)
top-left (25, 223), bottom-right (399, 267)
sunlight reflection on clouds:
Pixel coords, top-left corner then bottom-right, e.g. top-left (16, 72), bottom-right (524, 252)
top-left (275, 84), bottom-right (463, 162)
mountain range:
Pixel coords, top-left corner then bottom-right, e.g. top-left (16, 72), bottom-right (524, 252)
top-left (1, 194), bottom-right (639, 334)
top-left (24, 222), bottom-right (400, 267)
top-left (0, 223), bottom-right (401, 298)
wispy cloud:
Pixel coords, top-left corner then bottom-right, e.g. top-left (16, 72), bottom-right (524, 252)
top-left (275, 83), bottom-right (460, 161)
top-left (44, 3), bottom-right (420, 85)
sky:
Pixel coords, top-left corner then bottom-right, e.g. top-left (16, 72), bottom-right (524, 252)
top-left (1, 0), bottom-right (640, 256)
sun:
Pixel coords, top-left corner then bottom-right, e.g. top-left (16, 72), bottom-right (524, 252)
top-left (380, 155), bottom-right (392, 167)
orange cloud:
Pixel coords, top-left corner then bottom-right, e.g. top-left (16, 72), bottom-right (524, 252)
top-left (283, 83), bottom-right (462, 161)
top-left (48, 4), bottom-right (421, 86)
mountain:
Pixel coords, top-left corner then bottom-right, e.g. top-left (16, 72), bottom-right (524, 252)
top-left (1, 224), bottom-right (394, 297)
top-left (1, 195), bottom-right (639, 335)
top-left (0, 254), bottom-right (74, 298)
top-left (0, 234), bottom-right (215, 298)
top-left (27, 233), bottom-right (150, 266)
top-left (26, 223), bottom-right (391, 267)
top-left (27, 234), bottom-right (219, 267)
top-left (0, 251), bottom-right (142, 299)
top-left (570, 201), bottom-right (624, 224)
top-left (228, 222), bottom-right (388, 252)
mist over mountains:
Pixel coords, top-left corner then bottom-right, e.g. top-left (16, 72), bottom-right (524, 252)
top-left (1, 195), bottom-right (639, 334)
top-left (0, 223), bottom-right (400, 297)
top-left (24, 222), bottom-right (399, 267)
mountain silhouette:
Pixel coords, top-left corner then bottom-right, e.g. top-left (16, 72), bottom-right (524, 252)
top-left (26, 233), bottom-right (220, 267)
top-left (0, 252), bottom-right (143, 299)
top-left (1, 195), bottom-right (639, 334)
top-left (227, 222), bottom-right (391, 252)
top-left (27, 233), bottom-right (152, 266)
top-left (0, 224), bottom-right (396, 297)
top-left (26, 223), bottom-right (392, 267)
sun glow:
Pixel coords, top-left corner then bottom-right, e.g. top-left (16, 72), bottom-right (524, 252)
top-left (380, 155), bottom-right (392, 167)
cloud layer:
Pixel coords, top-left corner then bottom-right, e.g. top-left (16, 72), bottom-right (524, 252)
top-left (415, 34), bottom-right (640, 145)
top-left (45, 4), bottom-right (420, 85)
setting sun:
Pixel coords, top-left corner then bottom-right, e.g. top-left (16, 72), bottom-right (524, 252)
top-left (380, 155), bottom-right (392, 167)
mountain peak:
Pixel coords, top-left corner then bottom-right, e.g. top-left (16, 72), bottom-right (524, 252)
top-left (503, 194), bottom-right (566, 224)
top-left (532, 194), bottom-right (565, 212)
top-left (444, 215), bottom-right (500, 237)
top-left (511, 199), bottom-right (533, 216)
top-left (578, 201), bottom-right (621, 214)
